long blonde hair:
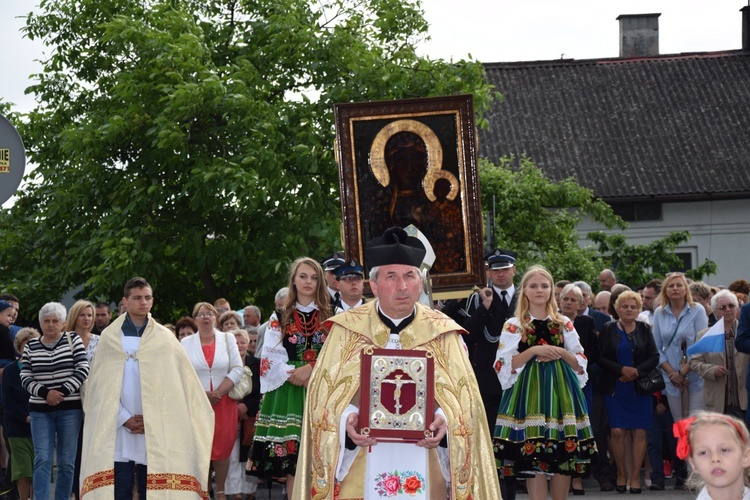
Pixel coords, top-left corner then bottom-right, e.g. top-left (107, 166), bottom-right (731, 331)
top-left (515, 265), bottom-right (564, 333)
top-left (281, 257), bottom-right (331, 327)
top-left (657, 273), bottom-right (695, 309)
top-left (65, 300), bottom-right (95, 333)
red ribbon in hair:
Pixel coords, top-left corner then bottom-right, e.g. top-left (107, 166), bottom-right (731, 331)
top-left (673, 416), bottom-right (696, 460)
top-left (673, 414), bottom-right (748, 460)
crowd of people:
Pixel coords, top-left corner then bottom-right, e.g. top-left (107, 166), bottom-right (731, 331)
top-left (443, 256), bottom-right (750, 500)
top-left (1, 232), bottom-right (750, 499)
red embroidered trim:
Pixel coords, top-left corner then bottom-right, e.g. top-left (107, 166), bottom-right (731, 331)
top-left (81, 470), bottom-right (208, 499)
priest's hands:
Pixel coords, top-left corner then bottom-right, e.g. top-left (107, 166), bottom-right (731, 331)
top-left (124, 415), bottom-right (144, 434)
top-left (416, 413), bottom-right (446, 449)
top-left (345, 413), bottom-right (377, 448)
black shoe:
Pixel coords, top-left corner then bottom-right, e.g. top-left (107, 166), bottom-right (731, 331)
top-left (572, 488), bottom-right (585, 496)
top-left (630, 488), bottom-right (642, 494)
top-left (674, 482), bottom-right (687, 491)
top-left (649, 482), bottom-right (665, 491)
top-left (615, 485), bottom-right (627, 493)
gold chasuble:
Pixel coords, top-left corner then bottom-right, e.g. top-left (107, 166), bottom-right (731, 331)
top-left (294, 301), bottom-right (501, 500)
top-left (79, 314), bottom-right (214, 498)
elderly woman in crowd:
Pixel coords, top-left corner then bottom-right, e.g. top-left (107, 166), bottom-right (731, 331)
top-left (175, 315), bottom-right (198, 340)
top-left (2, 327), bottom-right (41, 500)
top-left (599, 291), bottom-right (659, 494)
top-left (220, 311), bottom-right (243, 332)
top-left (20, 302), bottom-right (89, 500)
top-left (689, 290), bottom-right (748, 419)
top-left (225, 329), bottom-right (261, 500)
top-left (182, 302), bottom-right (243, 500)
top-left (559, 283), bottom-right (599, 494)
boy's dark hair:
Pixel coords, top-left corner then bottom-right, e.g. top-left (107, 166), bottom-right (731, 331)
top-left (96, 301), bottom-right (111, 309)
top-left (124, 277), bottom-right (151, 298)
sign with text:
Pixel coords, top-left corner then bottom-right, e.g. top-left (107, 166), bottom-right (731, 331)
top-left (0, 116), bottom-right (25, 205)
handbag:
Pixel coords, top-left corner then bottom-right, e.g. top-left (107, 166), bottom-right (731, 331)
top-left (635, 367), bottom-right (666, 395)
top-left (224, 332), bottom-right (253, 400)
top-left (229, 365), bottom-right (253, 400)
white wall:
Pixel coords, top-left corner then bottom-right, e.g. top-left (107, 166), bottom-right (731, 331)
top-left (577, 199), bottom-right (750, 287)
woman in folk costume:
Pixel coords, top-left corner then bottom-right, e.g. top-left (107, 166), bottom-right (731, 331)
top-left (249, 257), bottom-right (332, 499)
top-left (493, 265), bottom-right (597, 500)
top-left (293, 227), bottom-right (500, 500)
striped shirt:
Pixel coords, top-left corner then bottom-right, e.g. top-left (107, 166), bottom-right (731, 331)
top-left (20, 332), bottom-right (90, 412)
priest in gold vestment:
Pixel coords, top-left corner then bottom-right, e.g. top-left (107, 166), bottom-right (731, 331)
top-left (294, 228), bottom-right (500, 500)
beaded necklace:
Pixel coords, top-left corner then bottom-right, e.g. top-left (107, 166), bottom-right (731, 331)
top-left (287, 309), bottom-right (320, 337)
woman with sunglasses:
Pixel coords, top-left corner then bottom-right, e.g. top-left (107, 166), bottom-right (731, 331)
top-left (689, 290), bottom-right (748, 419)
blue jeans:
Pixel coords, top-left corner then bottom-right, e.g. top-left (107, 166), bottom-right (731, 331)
top-left (114, 461), bottom-right (147, 500)
top-left (30, 409), bottom-right (82, 500)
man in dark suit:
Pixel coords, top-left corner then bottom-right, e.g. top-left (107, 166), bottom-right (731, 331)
top-left (574, 280), bottom-right (611, 334)
top-left (464, 249), bottom-right (519, 500)
top-left (574, 280), bottom-right (615, 491)
top-left (733, 302), bottom-right (750, 429)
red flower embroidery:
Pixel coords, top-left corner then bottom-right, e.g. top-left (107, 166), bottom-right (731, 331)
top-left (539, 461), bottom-right (549, 472)
top-left (270, 320), bottom-right (280, 330)
top-left (302, 349), bottom-right (317, 362)
top-left (508, 324), bottom-right (517, 334)
top-left (538, 338), bottom-right (548, 345)
top-left (523, 442), bottom-right (536, 455)
top-left (566, 321), bottom-right (574, 330)
top-left (565, 439), bottom-right (577, 452)
top-left (259, 358), bottom-right (271, 376)
top-left (273, 444), bottom-right (286, 457)
top-left (288, 334), bottom-right (298, 344)
top-left (403, 475), bottom-right (422, 494)
top-left (286, 440), bottom-right (296, 454)
top-left (383, 475), bottom-right (400, 494)
top-left (494, 359), bottom-right (503, 373)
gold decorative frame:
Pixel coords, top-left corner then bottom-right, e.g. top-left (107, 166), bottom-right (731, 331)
top-left (334, 95), bottom-right (484, 292)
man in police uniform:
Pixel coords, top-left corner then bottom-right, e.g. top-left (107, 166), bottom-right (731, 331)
top-left (321, 253), bottom-right (345, 312)
top-left (464, 249), bottom-right (519, 500)
top-left (334, 260), bottom-right (366, 312)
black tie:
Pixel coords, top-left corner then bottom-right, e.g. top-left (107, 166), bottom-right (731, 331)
top-left (501, 290), bottom-right (508, 307)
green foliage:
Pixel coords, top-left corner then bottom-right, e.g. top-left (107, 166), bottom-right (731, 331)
top-left (1, 0), bottom-right (498, 320)
top-left (479, 156), bottom-right (625, 282)
top-left (588, 231), bottom-right (718, 287)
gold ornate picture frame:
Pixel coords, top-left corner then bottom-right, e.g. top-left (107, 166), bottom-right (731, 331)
top-left (334, 95), bottom-right (484, 292)
top-left (359, 347), bottom-right (435, 442)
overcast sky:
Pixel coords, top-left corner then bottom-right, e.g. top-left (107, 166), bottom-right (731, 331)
top-left (2, 1), bottom-right (746, 114)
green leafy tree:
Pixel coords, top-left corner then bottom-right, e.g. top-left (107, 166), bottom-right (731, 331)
top-left (588, 231), bottom-right (718, 287)
top-left (1, 0), bottom-right (498, 319)
top-left (479, 156), bottom-right (625, 282)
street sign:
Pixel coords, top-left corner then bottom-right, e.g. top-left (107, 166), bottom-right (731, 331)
top-left (0, 115), bottom-right (26, 206)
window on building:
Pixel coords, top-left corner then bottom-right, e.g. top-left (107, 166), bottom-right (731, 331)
top-left (609, 202), bottom-right (662, 222)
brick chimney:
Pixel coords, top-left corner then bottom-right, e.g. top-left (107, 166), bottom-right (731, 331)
top-left (743, 6), bottom-right (749, 51)
top-left (617, 13), bottom-right (661, 58)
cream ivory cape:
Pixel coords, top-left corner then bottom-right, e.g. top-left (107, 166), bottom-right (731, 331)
top-left (79, 314), bottom-right (214, 498)
top-left (294, 301), bottom-right (501, 500)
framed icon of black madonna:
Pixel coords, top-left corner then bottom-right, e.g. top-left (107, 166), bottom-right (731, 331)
top-left (334, 95), bottom-right (484, 293)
